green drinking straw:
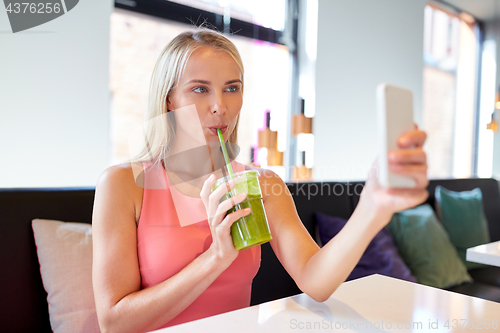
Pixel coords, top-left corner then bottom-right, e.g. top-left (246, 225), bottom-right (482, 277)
top-left (217, 129), bottom-right (250, 240)
top-left (217, 128), bottom-right (240, 204)
top-left (217, 128), bottom-right (234, 176)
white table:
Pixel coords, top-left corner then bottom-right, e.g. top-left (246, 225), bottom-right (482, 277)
top-left (466, 241), bottom-right (500, 267)
top-left (153, 275), bottom-right (500, 332)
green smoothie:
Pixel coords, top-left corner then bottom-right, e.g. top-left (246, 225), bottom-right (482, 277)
top-left (212, 170), bottom-right (272, 250)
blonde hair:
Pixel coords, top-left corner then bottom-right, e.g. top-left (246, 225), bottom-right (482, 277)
top-left (129, 29), bottom-right (244, 165)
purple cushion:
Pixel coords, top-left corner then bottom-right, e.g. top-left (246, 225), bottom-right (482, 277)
top-left (315, 212), bottom-right (416, 282)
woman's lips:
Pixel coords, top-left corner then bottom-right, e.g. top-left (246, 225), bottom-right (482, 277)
top-left (208, 126), bottom-right (228, 136)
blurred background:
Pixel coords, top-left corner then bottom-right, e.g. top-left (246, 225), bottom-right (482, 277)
top-left (1, 0), bottom-right (500, 187)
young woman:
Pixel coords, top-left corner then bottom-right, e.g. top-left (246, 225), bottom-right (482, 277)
top-left (92, 29), bottom-right (428, 333)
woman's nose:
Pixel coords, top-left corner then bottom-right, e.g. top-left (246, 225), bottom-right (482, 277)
top-left (211, 92), bottom-right (226, 115)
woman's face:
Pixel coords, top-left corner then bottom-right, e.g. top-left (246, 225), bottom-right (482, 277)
top-left (167, 46), bottom-right (243, 143)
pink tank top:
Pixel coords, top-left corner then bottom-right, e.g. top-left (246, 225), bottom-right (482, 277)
top-left (137, 160), bottom-right (261, 329)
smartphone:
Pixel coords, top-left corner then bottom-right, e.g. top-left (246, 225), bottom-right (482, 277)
top-left (377, 83), bottom-right (416, 188)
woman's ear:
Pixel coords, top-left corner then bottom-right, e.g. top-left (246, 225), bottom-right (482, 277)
top-left (166, 95), bottom-right (173, 112)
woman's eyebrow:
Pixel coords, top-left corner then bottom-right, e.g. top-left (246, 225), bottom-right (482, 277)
top-left (184, 79), bottom-right (242, 86)
top-left (185, 79), bottom-right (211, 86)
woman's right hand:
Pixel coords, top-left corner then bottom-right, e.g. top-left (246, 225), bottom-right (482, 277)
top-left (200, 174), bottom-right (252, 265)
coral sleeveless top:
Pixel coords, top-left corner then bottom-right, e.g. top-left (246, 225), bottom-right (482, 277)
top-left (137, 160), bottom-right (261, 329)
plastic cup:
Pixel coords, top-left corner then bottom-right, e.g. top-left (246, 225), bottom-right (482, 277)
top-left (211, 170), bottom-right (272, 250)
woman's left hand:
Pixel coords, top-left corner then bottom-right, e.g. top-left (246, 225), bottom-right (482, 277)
top-left (359, 125), bottom-right (429, 223)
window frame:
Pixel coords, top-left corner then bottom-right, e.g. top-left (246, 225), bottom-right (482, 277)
top-left (111, 0), bottom-right (300, 178)
top-left (114, 0), bottom-right (286, 45)
top-left (427, 0), bottom-right (487, 178)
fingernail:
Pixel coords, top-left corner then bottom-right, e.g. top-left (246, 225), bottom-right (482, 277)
top-left (245, 208), bottom-right (251, 213)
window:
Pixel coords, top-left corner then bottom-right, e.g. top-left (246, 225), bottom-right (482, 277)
top-left (422, 4), bottom-right (482, 179)
top-left (167, 0), bottom-right (287, 31)
top-left (109, 3), bottom-right (292, 180)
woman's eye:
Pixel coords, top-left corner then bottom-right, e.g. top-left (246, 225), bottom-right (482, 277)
top-left (226, 86), bottom-right (238, 92)
top-left (193, 86), bottom-right (207, 93)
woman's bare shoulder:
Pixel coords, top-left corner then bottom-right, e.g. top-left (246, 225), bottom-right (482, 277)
top-left (243, 165), bottom-right (286, 200)
top-left (244, 165), bottom-right (281, 182)
top-left (97, 163), bottom-right (141, 188)
top-left (96, 163), bottom-right (144, 223)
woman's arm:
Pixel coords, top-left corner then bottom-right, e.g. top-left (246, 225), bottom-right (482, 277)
top-left (259, 171), bottom-right (385, 302)
top-left (92, 165), bottom-right (249, 333)
top-left (260, 129), bottom-right (428, 302)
